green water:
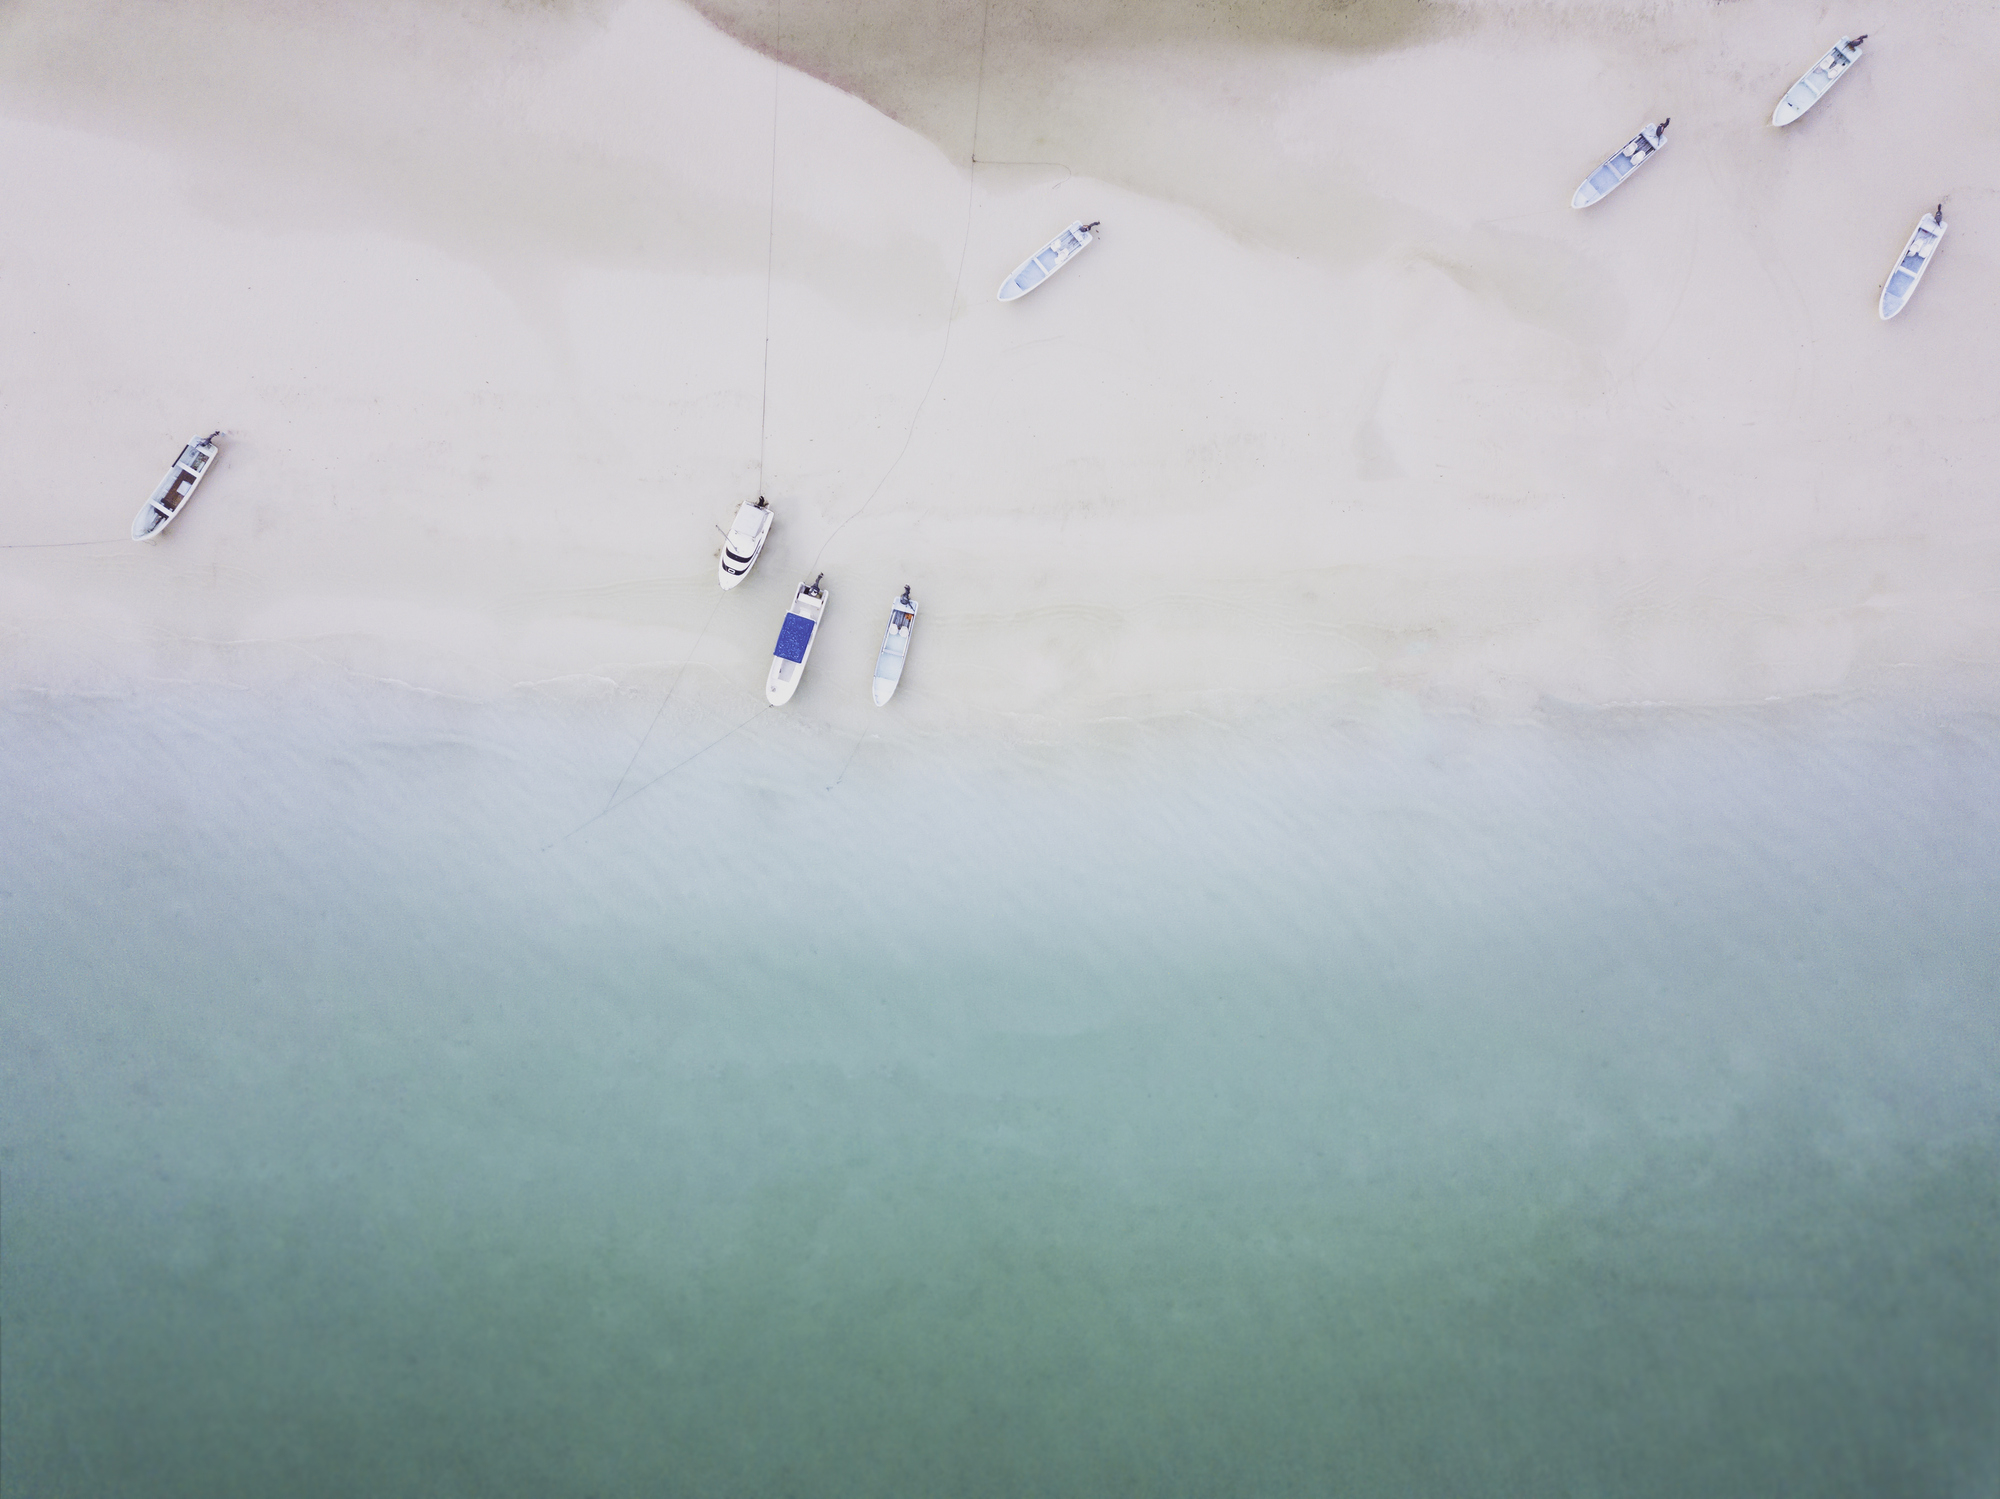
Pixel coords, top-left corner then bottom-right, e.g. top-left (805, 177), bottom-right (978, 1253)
top-left (3, 684), bottom-right (1995, 1495)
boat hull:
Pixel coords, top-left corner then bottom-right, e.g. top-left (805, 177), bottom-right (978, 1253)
top-left (131, 434), bottom-right (220, 542)
top-left (1571, 122), bottom-right (1669, 209)
top-left (1880, 212), bottom-right (1947, 320)
top-left (997, 221), bottom-right (1099, 302)
top-left (872, 594), bottom-right (918, 706)
top-left (718, 502), bottom-right (773, 589)
top-left (1772, 38), bottom-right (1863, 126)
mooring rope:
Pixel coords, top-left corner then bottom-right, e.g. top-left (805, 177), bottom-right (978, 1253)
top-left (544, 701), bottom-right (768, 851)
top-left (0, 537), bottom-right (126, 549)
top-left (810, 0), bottom-right (992, 570)
top-left (584, 3), bottom-right (787, 829)
top-left (597, 588), bottom-right (727, 814)
top-left (557, 0), bottom-right (992, 844)
top-left (755, 0), bottom-right (783, 494)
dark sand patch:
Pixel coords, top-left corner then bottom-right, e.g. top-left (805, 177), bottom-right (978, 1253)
top-left (690, 0), bottom-right (1440, 161)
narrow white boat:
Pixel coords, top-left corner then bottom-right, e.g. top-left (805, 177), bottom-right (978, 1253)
top-left (1772, 36), bottom-right (1866, 127)
top-left (997, 220), bottom-right (1101, 302)
top-left (1571, 120), bottom-right (1670, 209)
top-left (766, 574), bottom-right (827, 706)
top-left (871, 586), bottom-right (918, 707)
top-left (718, 496), bottom-right (774, 589)
top-left (1880, 206), bottom-right (1947, 320)
top-left (131, 431), bottom-right (222, 541)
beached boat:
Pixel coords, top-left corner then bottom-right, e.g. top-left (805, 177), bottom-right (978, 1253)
top-left (766, 574), bottom-right (827, 706)
top-left (1772, 36), bottom-right (1866, 126)
top-left (718, 496), bottom-right (774, 589)
top-left (1571, 120), bottom-right (1670, 209)
top-left (131, 431), bottom-right (222, 541)
top-left (871, 586), bottom-right (918, 707)
top-left (1880, 206), bottom-right (1948, 320)
top-left (997, 220), bottom-right (1101, 302)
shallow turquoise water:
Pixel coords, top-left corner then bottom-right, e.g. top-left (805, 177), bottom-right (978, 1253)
top-left (3, 683), bottom-right (1995, 1496)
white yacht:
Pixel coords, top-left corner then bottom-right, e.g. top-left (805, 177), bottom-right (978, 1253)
top-left (1880, 206), bottom-right (1947, 320)
top-left (766, 574), bottom-right (827, 706)
top-left (997, 220), bottom-right (1101, 302)
top-left (131, 432), bottom-right (222, 541)
top-left (1571, 120), bottom-right (1670, 208)
top-left (718, 496), bottom-right (774, 588)
top-left (1772, 36), bottom-right (1866, 126)
top-left (871, 586), bottom-right (918, 707)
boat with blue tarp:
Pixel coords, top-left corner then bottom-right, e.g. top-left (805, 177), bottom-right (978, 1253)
top-left (1571, 120), bottom-right (1670, 209)
top-left (767, 574), bottom-right (827, 705)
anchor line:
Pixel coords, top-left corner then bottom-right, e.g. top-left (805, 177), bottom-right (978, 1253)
top-left (545, 702), bottom-right (768, 851)
top-left (755, 0), bottom-right (782, 493)
top-left (810, 0), bottom-right (992, 570)
top-left (598, 589), bottom-right (726, 814)
top-left (0, 537), bottom-right (125, 549)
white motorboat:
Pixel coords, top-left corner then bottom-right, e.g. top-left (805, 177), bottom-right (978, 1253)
top-left (1571, 120), bottom-right (1670, 208)
top-left (871, 586), bottom-right (918, 707)
top-left (131, 431), bottom-right (222, 541)
top-left (718, 496), bottom-right (774, 588)
top-left (997, 220), bottom-right (1101, 302)
top-left (766, 574), bottom-right (827, 706)
top-left (1772, 36), bottom-right (1866, 126)
top-left (1880, 206), bottom-right (1947, 320)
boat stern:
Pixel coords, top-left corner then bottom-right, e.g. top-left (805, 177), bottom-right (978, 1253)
top-left (767, 658), bottom-right (802, 705)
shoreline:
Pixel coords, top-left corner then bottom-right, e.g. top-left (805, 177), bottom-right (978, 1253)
top-left (1, 0), bottom-right (1995, 731)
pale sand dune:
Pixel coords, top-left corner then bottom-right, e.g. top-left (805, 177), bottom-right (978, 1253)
top-left (0, 0), bottom-right (1995, 734)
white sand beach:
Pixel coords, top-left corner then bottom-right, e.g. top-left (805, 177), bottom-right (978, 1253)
top-left (6, 9), bottom-right (2000, 1492)
top-left (1, 0), bottom-right (1995, 732)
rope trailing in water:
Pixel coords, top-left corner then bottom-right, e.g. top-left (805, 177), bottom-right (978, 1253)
top-left (597, 589), bottom-right (726, 814)
top-left (582, 3), bottom-right (787, 833)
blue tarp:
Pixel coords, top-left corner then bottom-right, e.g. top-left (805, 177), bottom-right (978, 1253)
top-left (774, 611), bottom-right (817, 663)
